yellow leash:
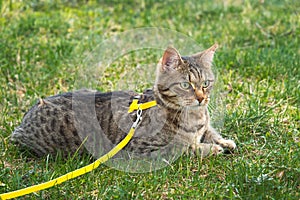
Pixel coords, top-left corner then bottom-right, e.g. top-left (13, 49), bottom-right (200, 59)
top-left (0, 99), bottom-right (157, 200)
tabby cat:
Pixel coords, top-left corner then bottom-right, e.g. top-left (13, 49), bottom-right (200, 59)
top-left (11, 44), bottom-right (236, 159)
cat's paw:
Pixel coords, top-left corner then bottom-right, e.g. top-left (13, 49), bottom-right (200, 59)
top-left (218, 139), bottom-right (236, 150)
top-left (211, 144), bottom-right (224, 155)
top-left (192, 143), bottom-right (223, 157)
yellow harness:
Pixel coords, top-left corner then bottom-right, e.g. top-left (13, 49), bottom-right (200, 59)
top-left (0, 98), bottom-right (157, 200)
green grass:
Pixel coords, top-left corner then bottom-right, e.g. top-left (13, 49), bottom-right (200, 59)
top-left (0, 0), bottom-right (299, 199)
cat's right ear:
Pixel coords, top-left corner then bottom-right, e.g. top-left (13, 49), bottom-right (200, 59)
top-left (191, 44), bottom-right (218, 69)
top-left (160, 47), bottom-right (182, 72)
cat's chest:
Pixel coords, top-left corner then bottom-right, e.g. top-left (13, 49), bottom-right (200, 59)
top-left (176, 107), bottom-right (209, 144)
top-left (182, 107), bottom-right (208, 128)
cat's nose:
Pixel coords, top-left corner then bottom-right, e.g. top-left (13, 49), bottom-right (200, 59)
top-left (195, 88), bottom-right (205, 103)
top-left (197, 96), bottom-right (204, 104)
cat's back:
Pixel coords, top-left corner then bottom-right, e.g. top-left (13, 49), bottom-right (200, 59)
top-left (11, 91), bottom-right (77, 156)
top-left (11, 89), bottom-right (140, 156)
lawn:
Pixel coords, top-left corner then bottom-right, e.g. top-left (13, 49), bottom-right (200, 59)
top-left (0, 0), bottom-right (299, 199)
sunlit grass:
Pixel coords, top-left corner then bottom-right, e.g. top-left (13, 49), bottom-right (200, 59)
top-left (0, 0), bottom-right (299, 199)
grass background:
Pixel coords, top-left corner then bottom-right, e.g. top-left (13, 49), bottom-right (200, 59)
top-left (0, 0), bottom-right (299, 199)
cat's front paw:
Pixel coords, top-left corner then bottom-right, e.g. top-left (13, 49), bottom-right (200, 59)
top-left (218, 139), bottom-right (236, 150)
top-left (211, 144), bottom-right (224, 155)
top-left (192, 143), bottom-right (224, 157)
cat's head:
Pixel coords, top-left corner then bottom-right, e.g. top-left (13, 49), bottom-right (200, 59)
top-left (154, 44), bottom-right (218, 110)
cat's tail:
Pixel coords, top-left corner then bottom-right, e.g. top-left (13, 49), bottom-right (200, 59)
top-left (11, 126), bottom-right (46, 156)
top-left (11, 126), bottom-right (26, 144)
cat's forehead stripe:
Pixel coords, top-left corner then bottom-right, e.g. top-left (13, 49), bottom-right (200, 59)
top-left (189, 66), bottom-right (202, 82)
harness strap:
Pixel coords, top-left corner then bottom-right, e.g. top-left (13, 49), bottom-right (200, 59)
top-left (0, 98), bottom-right (157, 200)
top-left (128, 99), bottom-right (157, 113)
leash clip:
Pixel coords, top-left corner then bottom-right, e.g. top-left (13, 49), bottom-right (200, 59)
top-left (132, 108), bottom-right (142, 129)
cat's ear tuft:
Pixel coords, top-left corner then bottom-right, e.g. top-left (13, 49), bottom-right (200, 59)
top-left (160, 47), bottom-right (182, 71)
top-left (192, 43), bottom-right (218, 68)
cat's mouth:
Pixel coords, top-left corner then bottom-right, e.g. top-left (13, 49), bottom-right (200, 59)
top-left (183, 98), bottom-right (208, 108)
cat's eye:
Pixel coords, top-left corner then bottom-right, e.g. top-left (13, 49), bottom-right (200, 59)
top-left (202, 80), bottom-right (210, 88)
top-left (180, 82), bottom-right (191, 89)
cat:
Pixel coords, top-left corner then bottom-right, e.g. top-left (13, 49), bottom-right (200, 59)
top-left (11, 44), bottom-right (236, 160)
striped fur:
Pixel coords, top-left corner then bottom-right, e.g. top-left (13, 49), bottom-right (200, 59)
top-left (11, 45), bottom-right (236, 158)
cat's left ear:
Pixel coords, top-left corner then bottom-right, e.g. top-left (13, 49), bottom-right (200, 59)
top-left (160, 47), bottom-right (183, 71)
top-left (191, 44), bottom-right (218, 68)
